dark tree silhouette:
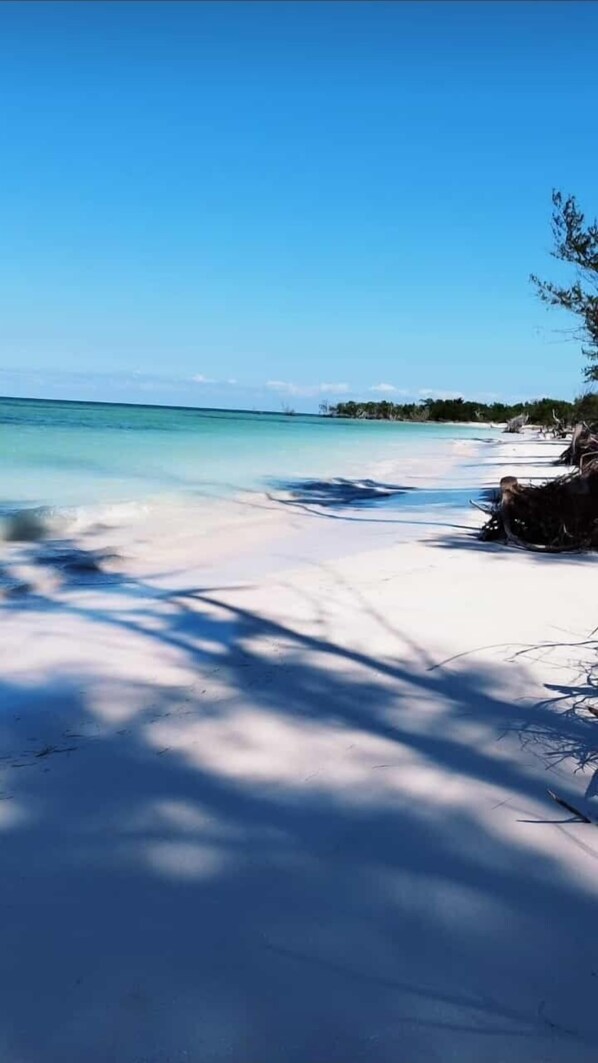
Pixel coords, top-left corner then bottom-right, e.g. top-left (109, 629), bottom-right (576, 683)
top-left (328, 395), bottom-right (576, 424)
top-left (531, 190), bottom-right (598, 382)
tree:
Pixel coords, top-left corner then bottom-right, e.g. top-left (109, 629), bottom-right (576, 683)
top-left (573, 391), bottom-right (598, 427)
top-left (531, 191), bottom-right (598, 381)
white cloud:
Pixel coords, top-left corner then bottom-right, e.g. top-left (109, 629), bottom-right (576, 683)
top-left (418, 388), bottom-right (462, 400)
top-left (192, 374), bottom-right (244, 387)
top-left (370, 382), bottom-right (398, 393)
top-left (266, 380), bottom-right (351, 397)
top-left (320, 382), bottom-right (350, 394)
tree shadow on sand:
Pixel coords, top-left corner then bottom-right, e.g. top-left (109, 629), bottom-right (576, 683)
top-left (428, 526), bottom-right (598, 564)
top-left (267, 477), bottom-right (415, 508)
top-left (266, 477), bottom-right (491, 532)
top-left (1, 539), bottom-right (598, 1061)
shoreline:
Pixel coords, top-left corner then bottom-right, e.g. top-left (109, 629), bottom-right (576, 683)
top-left (1, 429), bottom-right (597, 1061)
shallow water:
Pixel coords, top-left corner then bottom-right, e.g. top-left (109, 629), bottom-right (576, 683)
top-left (1, 396), bottom-right (493, 527)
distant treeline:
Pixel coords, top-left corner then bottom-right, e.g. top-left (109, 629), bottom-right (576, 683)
top-left (326, 394), bottom-right (598, 426)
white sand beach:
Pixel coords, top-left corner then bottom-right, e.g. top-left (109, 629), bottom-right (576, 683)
top-left (1, 432), bottom-right (597, 1062)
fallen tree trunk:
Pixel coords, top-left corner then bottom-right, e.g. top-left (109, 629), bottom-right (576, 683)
top-left (479, 467), bottom-right (598, 551)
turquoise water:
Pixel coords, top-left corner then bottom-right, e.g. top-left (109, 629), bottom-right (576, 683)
top-left (1, 396), bottom-right (489, 514)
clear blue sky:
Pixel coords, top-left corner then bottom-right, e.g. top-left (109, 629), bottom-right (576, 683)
top-left (1, 0), bottom-right (597, 411)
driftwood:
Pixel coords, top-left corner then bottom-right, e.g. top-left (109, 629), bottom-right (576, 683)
top-left (479, 468), bottom-right (598, 552)
top-left (503, 413), bottom-right (528, 434)
top-left (546, 789), bottom-right (592, 824)
top-left (556, 422), bottom-right (598, 467)
top-left (550, 409), bottom-right (569, 439)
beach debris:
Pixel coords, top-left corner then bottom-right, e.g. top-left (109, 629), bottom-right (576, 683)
top-left (503, 413), bottom-right (529, 434)
top-left (479, 467), bottom-right (598, 552)
top-left (555, 422), bottom-right (598, 468)
top-left (541, 409), bottom-right (571, 439)
top-left (546, 789), bottom-right (593, 824)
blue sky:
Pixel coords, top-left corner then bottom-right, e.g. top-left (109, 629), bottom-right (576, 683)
top-left (0, 1), bottom-right (597, 411)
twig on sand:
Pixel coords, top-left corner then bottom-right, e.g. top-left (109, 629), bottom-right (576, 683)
top-left (469, 499), bottom-right (494, 515)
top-left (546, 789), bottom-right (593, 824)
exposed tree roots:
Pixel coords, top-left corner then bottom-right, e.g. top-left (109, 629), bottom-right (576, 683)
top-left (480, 466), bottom-right (598, 552)
top-left (556, 422), bottom-right (598, 468)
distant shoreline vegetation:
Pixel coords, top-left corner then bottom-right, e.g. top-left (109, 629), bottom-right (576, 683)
top-left (324, 394), bottom-right (598, 426)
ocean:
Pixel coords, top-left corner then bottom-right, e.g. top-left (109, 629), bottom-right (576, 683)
top-left (1, 396), bottom-right (493, 536)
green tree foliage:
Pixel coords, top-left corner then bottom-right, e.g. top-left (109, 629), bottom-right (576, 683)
top-left (327, 396), bottom-right (584, 425)
top-left (531, 191), bottom-right (598, 382)
top-left (573, 392), bottom-right (598, 427)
